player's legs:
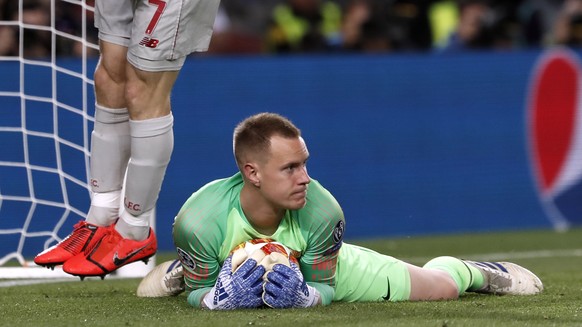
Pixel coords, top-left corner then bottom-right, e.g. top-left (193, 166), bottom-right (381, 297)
top-left (93, 41), bottom-right (128, 109)
top-left (48, 0), bottom-right (221, 276)
top-left (34, 0), bottom-right (135, 268)
top-left (62, 39), bottom-right (172, 277)
top-left (406, 262), bottom-right (461, 300)
top-left (33, 39), bottom-right (131, 268)
top-left (56, 0), bottom-right (151, 275)
top-left (87, 40), bottom-right (131, 228)
top-left (111, 0), bottom-right (221, 241)
top-left (116, 65), bottom-right (176, 241)
top-left (62, 58), bottom-right (174, 278)
top-left (62, 0), bottom-right (221, 277)
top-left (87, 34), bottom-right (179, 242)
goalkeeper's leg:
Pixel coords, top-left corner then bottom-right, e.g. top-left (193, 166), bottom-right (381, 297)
top-left (415, 256), bottom-right (543, 299)
top-left (405, 262), bottom-right (462, 301)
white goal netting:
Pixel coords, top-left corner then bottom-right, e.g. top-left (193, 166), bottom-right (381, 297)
top-left (0, 0), bottom-right (152, 279)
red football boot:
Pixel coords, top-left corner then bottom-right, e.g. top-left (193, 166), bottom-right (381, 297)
top-left (63, 226), bottom-right (157, 279)
top-left (34, 221), bottom-right (110, 269)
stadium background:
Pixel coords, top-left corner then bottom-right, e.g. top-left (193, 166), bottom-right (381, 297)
top-left (2, 49), bottom-right (577, 255)
top-left (130, 49), bottom-right (579, 245)
top-left (1, 0), bottom-right (582, 259)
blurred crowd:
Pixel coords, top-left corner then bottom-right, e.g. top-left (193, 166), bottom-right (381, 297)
top-left (0, 0), bottom-right (99, 57)
top-left (2, 0), bottom-right (582, 58)
top-left (215, 0), bottom-right (582, 54)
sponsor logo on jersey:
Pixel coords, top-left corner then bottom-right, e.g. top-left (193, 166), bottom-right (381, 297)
top-left (527, 48), bottom-right (582, 229)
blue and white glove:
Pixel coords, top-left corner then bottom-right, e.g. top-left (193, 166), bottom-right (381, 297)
top-left (262, 262), bottom-right (320, 308)
top-left (202, 255), bottom-right (266, 310)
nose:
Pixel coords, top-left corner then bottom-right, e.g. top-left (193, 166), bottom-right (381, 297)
top-left (298, 166), bottom-right (310, 185)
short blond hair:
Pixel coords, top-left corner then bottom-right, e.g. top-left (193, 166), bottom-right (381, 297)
top-left (233, 112), bottom-right (301, 168)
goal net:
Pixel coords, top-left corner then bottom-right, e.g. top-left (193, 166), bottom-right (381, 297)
top-left (0, 0), bottom-right (153, 279)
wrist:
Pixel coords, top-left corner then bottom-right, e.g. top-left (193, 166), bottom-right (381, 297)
top-left (187, 287), bottom-right (214, 308)
top-left (303, 285), bottom-right (321, 307)
top-left (201, 288), bottom-right (217, 310)
top-left (307, 282), bottom-right (334, 306)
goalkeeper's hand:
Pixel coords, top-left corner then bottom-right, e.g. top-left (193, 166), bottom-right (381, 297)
top-left (262, 262), bottom-right (320, 308)
top-left (202, 255), bottom-right (266, 310)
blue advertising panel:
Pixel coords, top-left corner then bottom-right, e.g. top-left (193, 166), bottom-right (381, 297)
top-left (165, 51), bottom-right (548, 241)
top-left (1, 49), bottom-right (580, 255)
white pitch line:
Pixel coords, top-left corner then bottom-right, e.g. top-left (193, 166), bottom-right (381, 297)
top-left (2, 249), bottom-right (582, 288)
top-left (0, 274), bottom-right (127, 288)
top-left (0, 278), bottom-right (74, 288)
top-left (402, 248), bottom-right (582, 263)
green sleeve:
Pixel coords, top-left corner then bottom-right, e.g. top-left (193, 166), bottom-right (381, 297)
top-left (187, 287), bottom-right (213, 308)
top-left (308, 282), bottom-right (335, 306)
top-left (297, 179), bottom-right (345, 288)
top-left (173, 176), bottom-right (240, 292)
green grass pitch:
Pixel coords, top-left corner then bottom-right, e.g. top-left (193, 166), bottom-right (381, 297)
top-left (1, 228), bottom-right (581, 327)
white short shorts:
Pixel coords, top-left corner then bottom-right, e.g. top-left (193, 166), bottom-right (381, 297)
top-left (94, 0), bottom-right (221, 71)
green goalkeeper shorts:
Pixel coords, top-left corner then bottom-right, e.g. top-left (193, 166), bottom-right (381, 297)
top-left (334, 243), bottom-right (411, 302)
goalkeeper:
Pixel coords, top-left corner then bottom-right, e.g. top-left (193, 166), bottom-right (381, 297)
top-left (140, 112), bottom-right (543, 309)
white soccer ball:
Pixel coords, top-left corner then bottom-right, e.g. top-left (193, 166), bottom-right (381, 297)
top-left (230, 239), bottom-right (294, 274)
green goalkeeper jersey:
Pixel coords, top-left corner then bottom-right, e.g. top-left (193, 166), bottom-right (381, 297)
top-left (174, 172), bottom-right (402, 305)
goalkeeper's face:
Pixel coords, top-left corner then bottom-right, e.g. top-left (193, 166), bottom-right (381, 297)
top-left (257, 135), bottom-right (311, 210)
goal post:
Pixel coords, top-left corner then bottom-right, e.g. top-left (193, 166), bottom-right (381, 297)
top-left (0, 0), bottom-right (154, 279)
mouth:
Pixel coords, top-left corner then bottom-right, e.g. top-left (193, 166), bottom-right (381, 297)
top-left (288, 191), bottom-right (307, 209)
top-left (292, 189), bottom-right (307, 199)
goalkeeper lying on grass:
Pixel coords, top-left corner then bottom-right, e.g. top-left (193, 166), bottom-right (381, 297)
top-left (137, 112), bottom-right (543, 309)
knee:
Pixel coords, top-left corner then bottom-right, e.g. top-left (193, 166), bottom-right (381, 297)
top-left (94, 61), bottom-right (126, 89)
top-left (124, 79), bottom-right (139, 105)
top-left (408, 262), bottom-right (460, 301)
top-left (93, 64), bottom-right (108, 91)
top-left (124, 69), bottom-right (174, 118)
top-left (437, 272), bottom-right (461, 299)
top-left (425, 267), bottom-right (461, 300)
top-left (124, 78), bottom-right (150, 116)
top-left (423, 256), bottom-right (469, 297)
top-left (94, 64), bottom-right (129, 108)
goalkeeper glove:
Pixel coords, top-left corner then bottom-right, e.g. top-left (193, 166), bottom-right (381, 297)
top-left (202, 255), bottom-right (266, 310)
top-left (262, 262), bottom-right (320, 308)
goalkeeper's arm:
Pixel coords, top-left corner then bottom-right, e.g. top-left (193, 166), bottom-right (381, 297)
top-left (307, 282), bottom-right (335, 306)
top-left (187, 288), bottom-right (213, 308)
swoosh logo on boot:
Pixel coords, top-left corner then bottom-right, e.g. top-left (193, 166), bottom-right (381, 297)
top-left (113, 244), bottom-right (150, 267)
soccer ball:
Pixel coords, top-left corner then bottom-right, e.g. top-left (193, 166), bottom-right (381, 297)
top-left (230, 238), bottom-right (296, 274)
